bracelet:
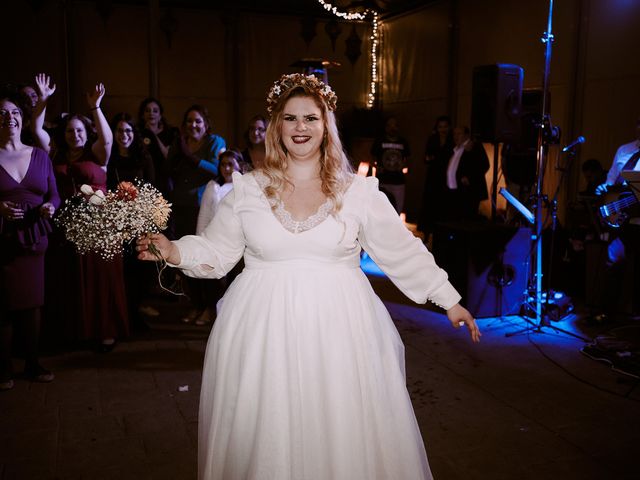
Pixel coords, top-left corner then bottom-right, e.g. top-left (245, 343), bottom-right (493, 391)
top-left (89, 106), bottom-right (100, 111)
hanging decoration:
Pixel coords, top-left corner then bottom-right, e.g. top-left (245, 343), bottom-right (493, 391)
top-left (316, 0), bottom-right (380, 109)
top-left (324, 19), bottom-right (343, 52)
top-left (300, 16), bottom-right (318, 48)
top-left (345, 24), bottom-right (362, 66)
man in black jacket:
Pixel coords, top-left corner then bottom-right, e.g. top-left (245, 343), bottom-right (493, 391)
top-left (442, 126), bottom-right (490, 221)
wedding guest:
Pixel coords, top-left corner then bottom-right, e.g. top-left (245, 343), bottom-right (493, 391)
top-left (108, 112), bottom-right (157, 328)
top-left (12, 82), bottom-right (38, 147)
top-left (0, 93), bottom-right (60, 390)
top-left (137, 97), bottom-right (179, 198)
top-left (418, 115), bottom-right (453, 237)
top-left (370, 116), bottom-right (411, 214)
top-left (192, 149), bottom-right (243, 326)
top-left (49, 83), bottom-right (128, 352)
top-left (442, 126), bottom-right (490, 222)
top-left (107, 112), bottom-right (155, 189)
top-left (167, 104), bottom-right (226, 324)
top-left (240, 115), bottom-right (267, 172)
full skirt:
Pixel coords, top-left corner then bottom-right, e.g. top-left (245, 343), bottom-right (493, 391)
top-left (198, 265), bottom-right (432, 480)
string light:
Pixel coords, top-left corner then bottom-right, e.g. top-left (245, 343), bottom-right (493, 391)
top-left (316, 1), bottom-right (380, 109)
top-left (366, 11), bottom-right (378, 109)
top-left (317, 0), bottom-right (366, 20)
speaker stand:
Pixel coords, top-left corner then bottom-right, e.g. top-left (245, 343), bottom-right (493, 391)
top-left (491, 141), bottom-right (499, 221)
top-left (505, 309), bottom-right (589, 341)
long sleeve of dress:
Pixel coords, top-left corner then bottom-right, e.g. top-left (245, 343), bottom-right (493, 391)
top-left (195, 180), bottom-right (219, 235)
top-left (172, 172), bottom-right (245, 278)
top-left (357, 176), bottom-right (461, 310)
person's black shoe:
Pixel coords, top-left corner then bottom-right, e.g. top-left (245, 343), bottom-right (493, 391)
top-left (98, 340), bottom-right (117, 354)
top-left (24, 364), bottom-right (55, 383)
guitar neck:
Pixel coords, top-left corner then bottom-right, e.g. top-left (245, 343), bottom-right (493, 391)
top-left (607, 194), bottom-right (638, 213)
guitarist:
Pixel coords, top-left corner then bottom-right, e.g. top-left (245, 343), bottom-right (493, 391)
top-left (594, 118), bottom-right (640, 319)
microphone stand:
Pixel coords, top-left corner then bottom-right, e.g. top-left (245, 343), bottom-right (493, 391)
top-left (506, 0), bottom-right (588, 341)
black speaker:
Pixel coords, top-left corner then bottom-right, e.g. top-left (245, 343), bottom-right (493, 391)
top-left (501, 89), bottom-right (545, 187)
top-left (471, 64), bottom-right (524, 143)
top-left (433, 222), bottom-right (530, 318)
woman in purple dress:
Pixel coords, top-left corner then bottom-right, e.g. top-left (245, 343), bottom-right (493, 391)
top-left (0, 93), bottom-right (60, 391)
top-left (50, 84), bottom-right (128, 352)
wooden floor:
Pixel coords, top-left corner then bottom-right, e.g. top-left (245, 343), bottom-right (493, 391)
top-left (1, 279), bottom-right (639, 479)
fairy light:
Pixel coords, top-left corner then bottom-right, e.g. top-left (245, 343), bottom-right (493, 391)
top-left (366, 11), bottom-right (379, 109)
top-left (316, 1), bottom-right (380, 109)
top-left (317, 0), bottom-right (366, 20)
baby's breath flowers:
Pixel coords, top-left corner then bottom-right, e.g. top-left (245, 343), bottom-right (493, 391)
top-left (55, 180), bottom-right (171, 260)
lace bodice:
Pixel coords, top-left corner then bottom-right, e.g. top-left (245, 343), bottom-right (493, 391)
top-left (272, 198), bottom-right (332, 234)
top-left (254, 171), bottom-right (333, 234)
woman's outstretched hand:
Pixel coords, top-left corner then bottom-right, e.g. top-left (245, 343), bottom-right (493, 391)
top-left (447, 304), bottom-right (481, 343)
top-left (136, 233), bottom-right (180, 264)
top-left (86, 83), bottom-right (106, 110)
top-left (34, 73), bottom-right (56, 102)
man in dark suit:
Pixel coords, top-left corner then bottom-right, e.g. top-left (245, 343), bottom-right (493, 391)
top-left (442, 126), bottom-right (490, 221)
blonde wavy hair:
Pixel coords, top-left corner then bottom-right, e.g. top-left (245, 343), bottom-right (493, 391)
top-left (260, 85), bottom-right (354, 216)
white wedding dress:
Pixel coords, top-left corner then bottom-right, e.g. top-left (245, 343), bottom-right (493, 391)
top-left (172, 172), bottom-right (461, 480)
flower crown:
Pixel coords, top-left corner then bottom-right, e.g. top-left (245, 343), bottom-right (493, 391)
top-left (266, 74), bottom-right (338, 115)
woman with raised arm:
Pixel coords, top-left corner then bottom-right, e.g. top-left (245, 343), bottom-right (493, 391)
top-left (0, 91), bottom-right (60, 390)
top-left (29, 73), bottom-right (57, 153)
top-left (49, 84), bottom-right (128, 352)
top-left (137, 74), bottom-right (480, 480)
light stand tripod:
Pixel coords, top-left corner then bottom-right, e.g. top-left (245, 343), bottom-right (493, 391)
top-left (505, 0), bottom-right (588, 341)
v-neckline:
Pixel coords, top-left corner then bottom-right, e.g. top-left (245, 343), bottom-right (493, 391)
top-left (273, 197), bottom-right (333, 234)
top-left (253, 171), bottom-right (332, 234)
top-left (252, 171), bottom-right (357, 235)
top-left (0, 147), bottom-right (34, 185)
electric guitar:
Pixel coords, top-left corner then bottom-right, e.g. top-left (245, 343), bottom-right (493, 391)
top-left (598, 187), bottom-right (639, 228)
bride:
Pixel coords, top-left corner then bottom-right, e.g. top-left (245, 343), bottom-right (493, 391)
top-left (137, 73), bottom-right (480, 480)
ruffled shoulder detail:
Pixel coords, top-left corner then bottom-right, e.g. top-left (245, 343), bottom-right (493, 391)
top-left (362, 174), bottom-right (380, 192)
top-left (230, 171), bottom-right (250, 201)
